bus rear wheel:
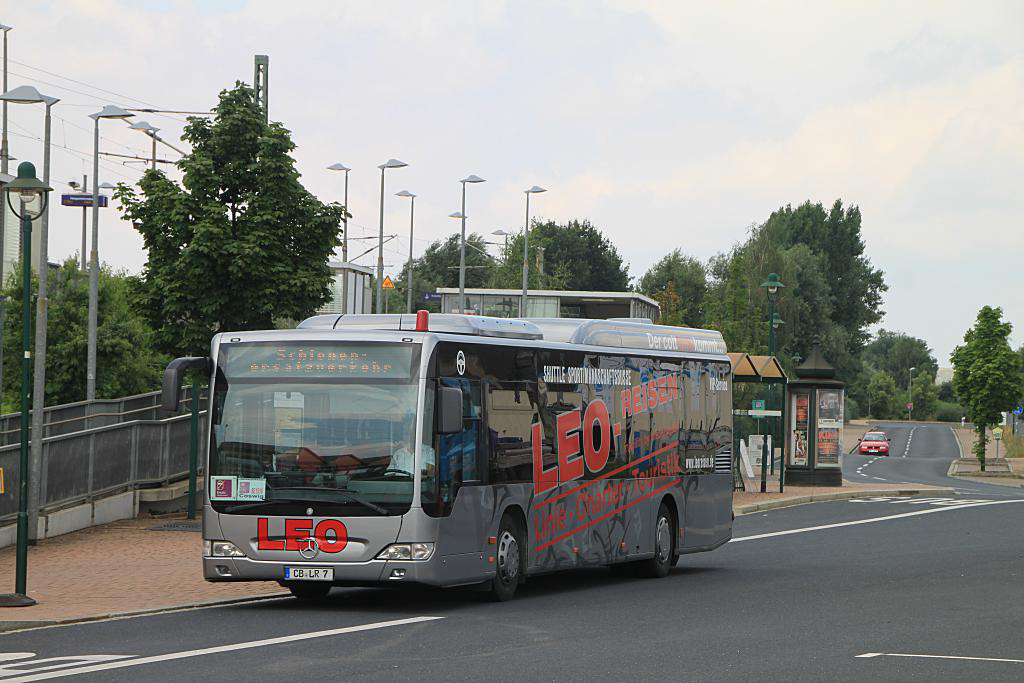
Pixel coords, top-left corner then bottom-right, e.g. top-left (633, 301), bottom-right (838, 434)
top-left (287, 582), bottom-right (332, 601)
top-left (640, 502), bottom-right (675, 578)
top-left (489, 516), bottom-right (523, 601)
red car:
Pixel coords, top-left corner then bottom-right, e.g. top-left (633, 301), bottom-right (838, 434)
top-left (859, 431), bottom-right (890, 455)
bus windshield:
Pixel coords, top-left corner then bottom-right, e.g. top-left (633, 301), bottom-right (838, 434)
top-left (209, 342), bottom-right (419, 515)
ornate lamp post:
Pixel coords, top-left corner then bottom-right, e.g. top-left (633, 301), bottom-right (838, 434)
top-left (758, 273), bottom-right (785, 493)
top-left (0, 161), bottom-right (51, 608)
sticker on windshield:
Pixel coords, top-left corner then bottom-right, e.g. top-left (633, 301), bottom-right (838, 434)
top-left (210, 475), bottom-right (237, 501)
top-left (237, 477), bottom-right (267, 501)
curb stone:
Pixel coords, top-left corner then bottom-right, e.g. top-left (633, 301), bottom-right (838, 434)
top-left (733, 487), bottom-right (956, 516)
top-left (0, 592), bottom-right (290, 634)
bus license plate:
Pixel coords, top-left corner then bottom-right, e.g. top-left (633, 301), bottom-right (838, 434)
top-left (284, 566), bottom-right (333, 581)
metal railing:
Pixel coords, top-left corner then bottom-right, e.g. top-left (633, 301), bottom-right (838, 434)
top-left (0, 389), bottom-right (206, 524)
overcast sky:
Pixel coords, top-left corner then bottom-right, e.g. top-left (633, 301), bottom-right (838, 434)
top-left (3, 1), bottom-right (1021, 365)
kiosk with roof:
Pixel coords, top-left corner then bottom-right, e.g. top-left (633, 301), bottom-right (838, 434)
top-left (784, 348), bottom-right (845, 486)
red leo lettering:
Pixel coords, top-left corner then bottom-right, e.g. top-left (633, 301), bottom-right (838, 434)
top-left (658, 377), bottom-right (669, 403)
top-left (557, 410), bottom-right (584, 483)
top-left (621, 389), bottom-right (632, 418)
top-left (583, 400), bottom-right (611, 473)
top-left (667, 374), bottom-right (679, 400)
top-left (257, 517), bottom-right (284, 550)
top-left (532, 422), bottom-right (558, 494)
top-left (632, 386), bottom-right (644, 415)
top-left (646, 380), bottom-right (658, 409)
top-left (314, 519), bottom-right (348, 553)
top-left (284, 518), bottom-right (313, 551)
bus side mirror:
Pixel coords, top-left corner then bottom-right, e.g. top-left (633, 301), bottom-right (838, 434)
top-left (437, 386), bottom-right (464, 434)
top-left (162, 357), bottom-right (212, 412)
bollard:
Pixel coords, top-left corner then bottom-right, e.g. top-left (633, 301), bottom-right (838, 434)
top-left (187, 382), bottom-right (199, 519)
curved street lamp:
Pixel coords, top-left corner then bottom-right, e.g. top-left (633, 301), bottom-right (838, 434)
top-left (0, 160), bottom-right (51, 608)
top-left (395, 190), bottom-right (416, 313)
top-left (457, 175), bottom-right (485, 313)
top-left (376, 159), bottom-right (407, 313)
top-left (87, 105), bottom-right (133, 400)
top-left (520, 185), bottom-right (547, 317)
top-left (327, 163), bottom-right (351, 313)
top-left (128, 120), bottom-right (160, 169)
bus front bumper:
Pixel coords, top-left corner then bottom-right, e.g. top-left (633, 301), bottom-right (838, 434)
top-left (203, 553), bottom-right (484, 588)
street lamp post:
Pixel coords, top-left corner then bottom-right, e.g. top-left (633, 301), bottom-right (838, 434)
top-left (759, 273), bottom-right (785, 493)
top-left (128, 121), bottom-right (159, 170)
top-left (456, 175), bottom-right (486, 314)
top-left (327, 163), bottom-right (351, 314)
top-left (396, 190), bottom-right (416, 313)
top-left (376, 159), bottom-right (407, 314)
top-left (519, 186), bottom-right (546, 317)
top-left (908, 366), bottom-right (915, 421)
top-left (87, 105), bottom-right (133, 400)
top-left (0, 161), bottom-right (51, 608)
top-left (0, 85), bottom-right (60, 541)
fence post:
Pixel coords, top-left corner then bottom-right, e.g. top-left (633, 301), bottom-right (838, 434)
top-left (187, 383), bottom-right (199, 520)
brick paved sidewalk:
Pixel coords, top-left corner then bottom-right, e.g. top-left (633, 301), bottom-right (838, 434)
top-left (0, 516), bottom-right (283, 629)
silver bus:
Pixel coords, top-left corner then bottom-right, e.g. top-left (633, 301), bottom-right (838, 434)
top-left (162, 313), bottom-right (734, 601)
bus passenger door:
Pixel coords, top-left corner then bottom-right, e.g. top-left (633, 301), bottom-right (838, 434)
top-left (436, 378), bottom-right (491, 564)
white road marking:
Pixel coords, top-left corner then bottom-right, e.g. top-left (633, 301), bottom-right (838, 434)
top-left (3, 616), bottom-right (443, 682)
top-left (903, 426), bottom-right (916, 457)
top-left (730, 499), bottom-right (1024, 543)
top-left (872, 476), bottom-right (887, 481)
top-left (857, 651), bottom-right (1024, 664)
top-left (0, 656), bottom-right (133, 679)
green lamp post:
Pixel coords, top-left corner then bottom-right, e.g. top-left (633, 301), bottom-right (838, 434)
top-left (758, 273), bottom-right (785, 493)
top-left (0, 161), bottom-right (52, 608)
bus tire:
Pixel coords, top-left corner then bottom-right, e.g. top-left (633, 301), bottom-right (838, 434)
top-left (640, 502), bottom-right (675, 578)
top-left (287, 583), bottom-right (332, 601)
top-left (489, 515), bottom-right (524, 601)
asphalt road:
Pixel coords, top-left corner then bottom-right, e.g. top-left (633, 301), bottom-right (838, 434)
top-left (845, 420), bottom-right (1019, 496)
top-left (3, 423), bottom-right (1022, 682)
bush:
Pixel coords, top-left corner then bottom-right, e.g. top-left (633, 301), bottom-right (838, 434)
top-left (1002, 430), bottom-right (1024, 458)
top-left (934, 400), bottom-right (965, 423)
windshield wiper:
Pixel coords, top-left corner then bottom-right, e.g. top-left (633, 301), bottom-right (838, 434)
top-left (224, 487), bottom-right (388, 516)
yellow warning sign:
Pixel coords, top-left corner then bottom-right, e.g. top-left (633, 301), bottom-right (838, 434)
top-left (382, 276), bottom-right (396, 290)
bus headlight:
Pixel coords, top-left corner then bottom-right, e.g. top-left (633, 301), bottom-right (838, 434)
top-left (377, 543), bottom-right (435, 561)
top-left (207, 540), bottom-right (246, 558)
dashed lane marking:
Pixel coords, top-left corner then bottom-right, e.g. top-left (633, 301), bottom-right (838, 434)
top-left (730, 498), bottom-right (1024, 543)
top-left (903, 426), bottom-right (916, 457)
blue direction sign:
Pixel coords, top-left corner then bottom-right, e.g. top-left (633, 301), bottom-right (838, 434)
top-left (422, 292), bottom-right (442, 302)
top-left (61, 193), bottom-right (108, 208)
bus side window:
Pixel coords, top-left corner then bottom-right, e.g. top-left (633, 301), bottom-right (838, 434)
top-left (438, 378), bottom-right (482, 506)
top-left (486, 381), bottom-right (537, 484)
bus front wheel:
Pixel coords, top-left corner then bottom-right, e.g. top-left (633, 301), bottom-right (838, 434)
top-left (489, 516), bottom-right (524, 601)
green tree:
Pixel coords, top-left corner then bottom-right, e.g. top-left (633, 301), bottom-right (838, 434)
top-left (396, 233), bottom-right (497, 311)
top-left (2, 259), bottom-right (167, 407)
top-left (117, 83), bottom-right (343, 356)
top-left (488, 219), bottom-right (629, 292)
top-left (864, 330), bottom-right (938, 382)
top-left (951, 306), bottom-right (1023, 469)
top-left (866, 371), bottom-right (901, 419)
top-left (637, 249), bottom-right (707, 326)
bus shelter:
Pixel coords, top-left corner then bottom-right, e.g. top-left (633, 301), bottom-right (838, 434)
top-left (729, 353), bottom-right (789, 493)
top-left (783, 348), bottom-right (845, 486)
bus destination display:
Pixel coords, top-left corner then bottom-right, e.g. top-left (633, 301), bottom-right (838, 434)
top-left (225, 344), bottom-right (412, 379)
